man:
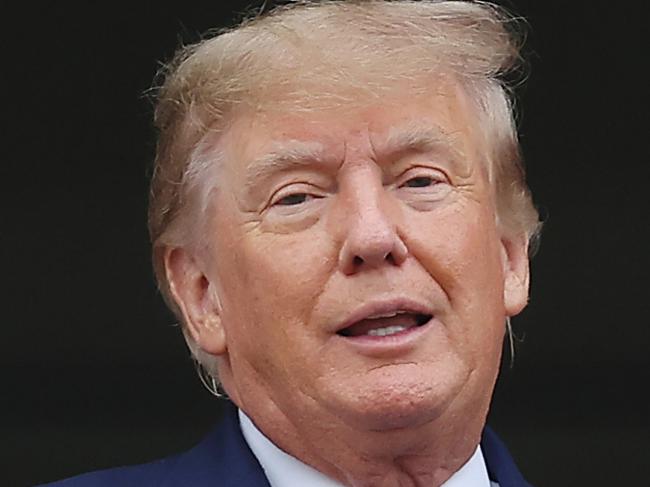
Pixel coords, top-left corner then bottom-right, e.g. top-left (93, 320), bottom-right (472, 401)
top-left (46, 1), bottom-right (539, 485)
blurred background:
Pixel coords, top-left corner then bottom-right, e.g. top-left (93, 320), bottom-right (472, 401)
top-left (3, 1), bottom-right (648, 485)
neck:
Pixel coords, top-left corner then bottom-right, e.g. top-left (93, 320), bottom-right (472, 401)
top-left (232, 390), bottom-right (490, 487)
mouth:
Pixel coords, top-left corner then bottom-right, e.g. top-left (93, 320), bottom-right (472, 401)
top-left (336, 305), bottom-right (433, 339)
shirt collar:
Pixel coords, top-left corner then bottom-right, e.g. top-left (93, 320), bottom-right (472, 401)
top-left (239, 409), bottom-right (496, 487)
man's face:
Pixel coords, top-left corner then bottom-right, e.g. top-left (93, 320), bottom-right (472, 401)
top-left (194, 81), bottom-right (528, 433)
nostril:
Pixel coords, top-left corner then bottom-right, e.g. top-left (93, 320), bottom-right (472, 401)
top-left (351, 251), bottom-right (397, 269)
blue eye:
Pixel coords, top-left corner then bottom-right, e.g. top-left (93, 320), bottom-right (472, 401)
top-left (275, 193), bottom-right (309, 206)
top-left (403, 176), bottom-right (435, 188)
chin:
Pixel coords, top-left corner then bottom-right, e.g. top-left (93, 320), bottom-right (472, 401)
top-left (319, 360), bottom-right (471, 432)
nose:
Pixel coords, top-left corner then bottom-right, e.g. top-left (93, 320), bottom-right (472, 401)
top-left (338, 186), bottom-right (408, 275)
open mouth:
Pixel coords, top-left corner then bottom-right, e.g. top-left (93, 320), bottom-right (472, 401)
top-left (337, 311), bottom-right (432, 338)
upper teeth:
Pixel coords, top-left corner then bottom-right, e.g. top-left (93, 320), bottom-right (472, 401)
top-left (367, 325), bottom-right (407, 337)
top-left (366, 311), bottom-right (403, 319)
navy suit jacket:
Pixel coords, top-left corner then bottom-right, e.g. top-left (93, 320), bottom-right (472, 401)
top-left (43, 404), bottom-right (532, 487)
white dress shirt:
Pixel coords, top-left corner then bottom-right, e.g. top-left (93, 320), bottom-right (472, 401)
top-left (239, 410), bottom-right (498, 487)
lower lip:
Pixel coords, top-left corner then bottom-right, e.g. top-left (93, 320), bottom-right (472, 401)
top-left (334, 319), bottom-right (434, 357)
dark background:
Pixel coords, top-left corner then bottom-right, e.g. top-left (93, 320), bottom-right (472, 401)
top-left (3, 1), bottom-right (649, 486)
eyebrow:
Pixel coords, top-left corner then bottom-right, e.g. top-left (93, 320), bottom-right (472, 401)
top-left (243, 123), bottom-right (468, 190)
top-left (377, 123), bottom-right (471, 177)
top-left (244, 140), bottom-right (334, 190)
top-left (381, 123), bottom-right (465, 163)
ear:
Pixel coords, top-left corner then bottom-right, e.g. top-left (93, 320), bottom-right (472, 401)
top-left (163, 246), bottom-right (227, 356)
top-left (501, 234), bottom-right (530, 317)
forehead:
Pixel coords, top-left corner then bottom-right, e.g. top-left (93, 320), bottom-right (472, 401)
top-left (219, 79), bottom-right (485, 178)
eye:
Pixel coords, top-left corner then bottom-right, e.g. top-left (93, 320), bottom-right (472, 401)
top-left (274, 193), bottom-right (311, 206)
top-left (402, 176), bottom-right (437, 188)
top-left (395, 169), bottom-right (451, 208)
top-left (268, 183), bottom-right (327, 211)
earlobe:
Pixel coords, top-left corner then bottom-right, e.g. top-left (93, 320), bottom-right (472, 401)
top-left (196, 314), bottom-right (228, 356)
top-left (163, 246), bottom-right (228, 356)
top-left (501, 235), bottom-right (530, 317)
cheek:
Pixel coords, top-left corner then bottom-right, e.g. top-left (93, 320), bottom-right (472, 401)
top-left (210, 218), bottom-right (337, 366)
top-left (411, 203), bottom-right (502, 280)
top-left (237, 227), bottom-right (336, 310)
top-left (406, 203), bottom-right (505, 336)
top-left (212, 202), bottom-right (330, 302)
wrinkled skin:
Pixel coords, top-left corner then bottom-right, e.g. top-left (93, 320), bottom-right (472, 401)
top-left (165, 81), bottom-right (530, 487)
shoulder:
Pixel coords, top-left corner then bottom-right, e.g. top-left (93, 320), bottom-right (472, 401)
top-left (39, 403), bottom-right (270, 487)
top-left (39, 438), bottom-right (215, 487)
top-left (39, 458), bottom-right (174, 487)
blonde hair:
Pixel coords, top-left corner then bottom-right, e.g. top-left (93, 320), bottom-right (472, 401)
top-left (149, 0), bottom-right (540, 329)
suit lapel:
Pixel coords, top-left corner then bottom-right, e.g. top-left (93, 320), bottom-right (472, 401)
top-left (481, 427), bottom-right (532, 487)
